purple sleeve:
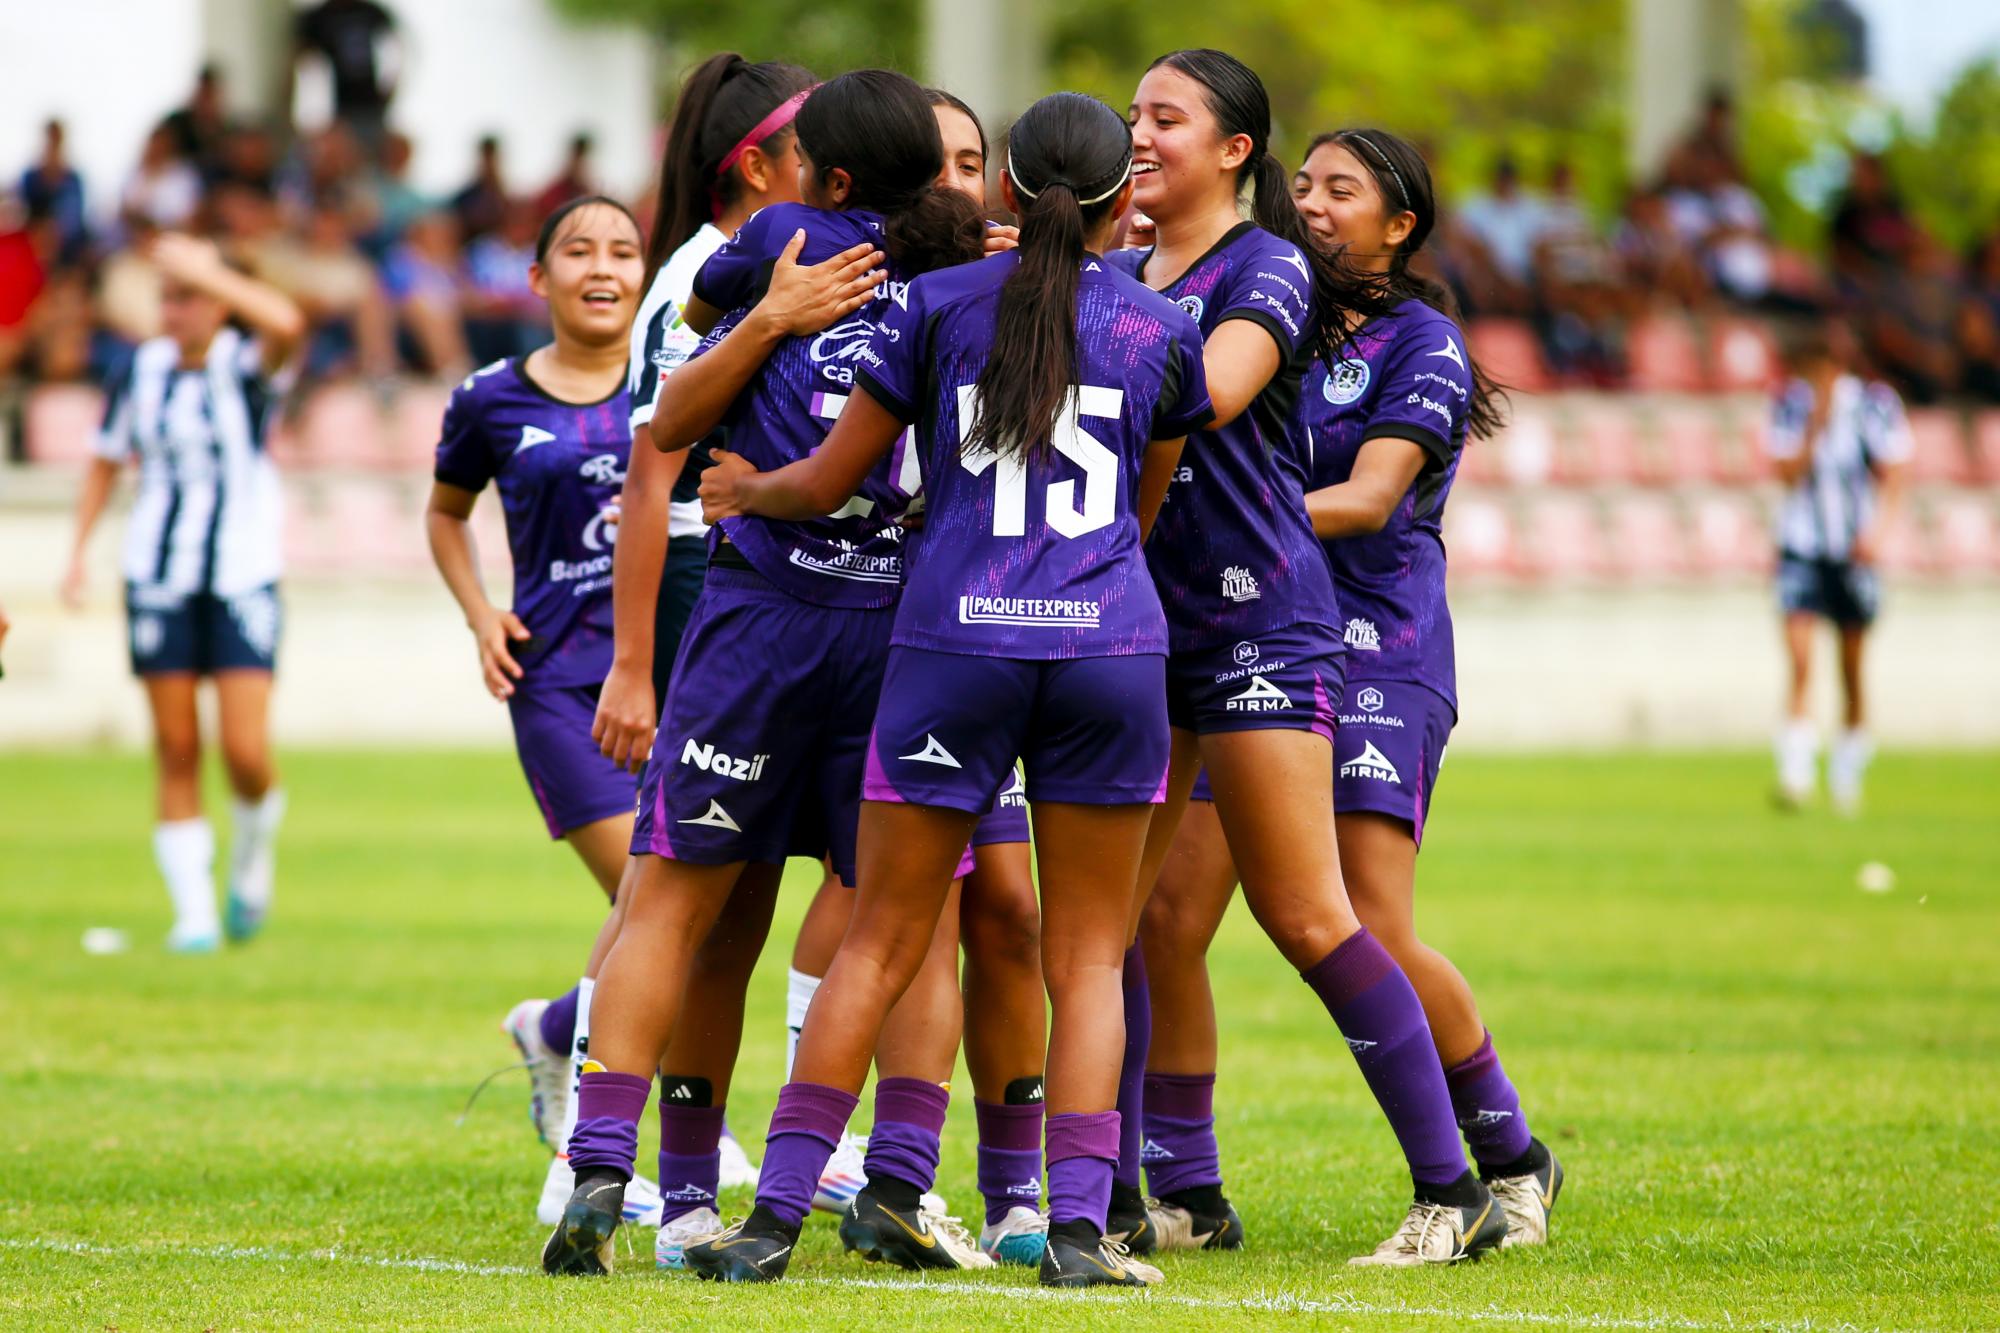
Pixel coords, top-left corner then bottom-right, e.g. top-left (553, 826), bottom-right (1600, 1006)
top-left (852, 283), bottom-right (927, 423)
top-left (1151, 310), bottom-right (1213, 438)
top-left (691, 206), bottom-right (781, 315)
top-left (1361, 318), bottom-right (1472, 468)
top-left (1212, 237), bottom-right (1313, 362)
top-left (432, 380), bottom-right (495, 491)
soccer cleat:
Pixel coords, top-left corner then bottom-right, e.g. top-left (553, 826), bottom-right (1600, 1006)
top-left (684, 1206), bottom-right (799, 1283)
top-left (1347, 1186), bottom-right (1509, 1266)
top-left (718, 1130), bottom-right (761, 1190)
top-left (165, 924), bottom-right (220, 954)
top-left (656, 1205), bottom-right (723, 1270)
top-left (1148, 1194), bottom-right (1245, 1251)
top-left (541, 1173), bottom-right (624, 1276)
top-left (1105, 1181), bottom-right (1158, 1255)
top-left (979, 1204), bottom-right (1049, 1267)
top-left (501, 1000), bottom-right (569, 1149)
top-left (812, 1131), bottom-right (869, 1214)
top-left (223, 893), bottom-right (265, 943)
top-left (537, 1156), bottom-right (666, 1228)
top-left (838, 1187), bottom-right (994, 1271)
top-left (1040, 1226), bottom-right (1162, 1289)
top-left (1485, 1141), bottom-right (1563, 1248)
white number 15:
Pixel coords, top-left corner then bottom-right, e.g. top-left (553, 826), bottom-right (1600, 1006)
top-left (957, 384), bottom-right (1123, 539)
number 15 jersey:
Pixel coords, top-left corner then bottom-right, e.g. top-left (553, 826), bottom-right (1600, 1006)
top-left (856, 251), bottom-right (1211, 660)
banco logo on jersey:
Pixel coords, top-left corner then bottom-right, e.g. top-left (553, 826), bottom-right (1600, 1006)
top-left (580, 507), bottom-right (620, 553)
top-left (1233, 641), bottom-right (1260, 666)
top-left (1341, 741), bottom-right (1401, 784)
top-left (809, 319), bottom-right (877, 386)
top-left (1325, 358), bottom-right (1371, 405)
top-left (1176, 294), bottom-right (1205, 323)
top-left (1344, 618), bottom-right (1381, 651)
top-left (1357, 686), bottom-right (1385, 713)
top-left (679, 738), bottom-right (769, 782)
top-left (1226, 675), bottom-right (1292, 712)
top-left (1221, 566), bottom-right (1261, 602)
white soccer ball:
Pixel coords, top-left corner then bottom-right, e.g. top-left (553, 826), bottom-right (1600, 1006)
top-left (81, 927), bottom-right (131, 955)
top-left (1856, 862), bottom-right (1896, 894)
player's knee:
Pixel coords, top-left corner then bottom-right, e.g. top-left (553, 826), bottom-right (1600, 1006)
top-left (222, 746), bottom-right (273, 799)
top-left (962, 890), bottom-right (1040, 970)
top-left (1139, 889), bottom-right (1210, 962)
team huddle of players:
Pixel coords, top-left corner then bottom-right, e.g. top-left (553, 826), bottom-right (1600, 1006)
top-left (428, 47), bottom-right (1565, 1291)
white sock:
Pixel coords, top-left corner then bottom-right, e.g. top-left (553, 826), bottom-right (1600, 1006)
top-left (1829, 728), bottom-right (1872, 805)
top-left (1775, 718), bottom-right (1818, 797)
top-left (154, 818), bottom-right (218, 939)
top-left (785, 968), bottom-right (822, 1081)
top-left (560, 976), bottom-right (593, 1161)
top-left (228, 788), bottom-right (286, 909)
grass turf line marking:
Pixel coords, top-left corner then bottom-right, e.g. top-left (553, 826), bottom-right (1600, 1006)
top-left (5, 1238), bottom-right (1897, 1333)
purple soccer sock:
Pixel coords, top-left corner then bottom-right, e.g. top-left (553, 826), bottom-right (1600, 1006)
top-left (975, 1098), bottom-right (1044, 1225)
top-left (567, 1070), bottom-right (650, 1179)
top-left (1446, 1032), bottom-right (1534, 1168)
top-left (538, 986), bottom-right (580, 1056)
top-left (863, 1077), bottom-right (950, 1194)
top-left (1301, 928), bottom-right (1468, 1189)
top-left (1047, 1110), bottom-right (1120, 1229)
top-left (657, 1100), bottom-right (725, 1223)
top-left (1114, 942), bottom-right (1151, 1190)
top-left (1141, 1071), bottom-right (1222, 1197)
top-left (755, 1082), bottom-right (859, 1226)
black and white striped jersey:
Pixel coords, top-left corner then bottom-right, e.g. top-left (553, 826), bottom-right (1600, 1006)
top-left (1766, 374), bottom-right (1911, 562)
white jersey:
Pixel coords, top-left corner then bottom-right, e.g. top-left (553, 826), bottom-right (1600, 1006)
top-left (1766, 374), bottom-right (1911, 562)
top-left (627, 222), bottom-right (727, 540)
top-left (96, 328), bottom-right (289, 598)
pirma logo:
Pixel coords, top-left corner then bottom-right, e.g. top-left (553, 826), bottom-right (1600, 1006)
top-left (900, 734), bottom-right (962, 768)
top-left (678, 799), bottom-right (742, 831)
top-left (516, 424), bottom-right (557, 453)
top-left (1226, 675), bottom-right (1292, 712)
top-left (1324, 358), bottom-right (1371, 405)
top-left (1340, 741), bottom-right (1401, 784)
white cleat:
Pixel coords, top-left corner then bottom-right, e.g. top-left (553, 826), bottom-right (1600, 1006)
top-left (656, 1205), bottom-right (723, 1269)
top-left (537, 1156), bottom-right (667, 1229)
top-left (812, 1131), bottom-right (870, 1214)
top-left (979, 1204), bottom-right (1049, 1266)
top-left (719, 1131), bottom-right (761, 1190)
top-left (1487, 1145), bottom-right (1564, 1248)
top-left (922, 1197), bottom-right (996, 1270)
top-left (1348, 1191), bottom-right (1508, 1267)
top-left (500, 1000), bottom-right (569, 1149)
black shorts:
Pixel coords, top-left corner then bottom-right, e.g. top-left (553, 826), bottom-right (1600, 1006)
top-left (650, 534), bottom-right (711, 700)
top-left (1778, 554), bottom-right (1879, 628)
top-left (127, 583), bottom-right (281, 676)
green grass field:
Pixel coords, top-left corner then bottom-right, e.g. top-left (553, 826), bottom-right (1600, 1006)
top-left (3, 748), bottom-right (1996, 1331)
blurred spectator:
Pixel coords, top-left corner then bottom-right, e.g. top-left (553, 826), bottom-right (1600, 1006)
top-left (536, 133), bottom-right (597, 218)
top-left (161, 64), bottom-right (232, 180)
top-left (1533, 163), bottom-right (1625, 383)
top-left (383, 210), bottom-right (469, 377)
top-left (1829, 153), bottom-right (1919, 291)
top-left (260, 194), bottom-right (397, 381)
top-left (1612, 187), bottom-right (1709, 309)
top-left (1860, 230), bottom-right (1961, 404)
top-left (120, 125), bottom-right (202, 231)
top-left (462, 199), bottom-right (547, 363)
top-left (1454, 157), bottom-right (1543, 314)
top-left (360, 131), bottom-right (430, 255)
top-left (295, 0), bottom-right (400, 147)
top-left (1677, 88), bottom-right (1741, 179)
top-left (97, 221), bottom-right (166, 348)
top-left (214, 123), bottom-right (283, 195)
top-left (19, 120), bottom-right (89, 266)
top-left (1957, 229), bottom-right (2000, 401)
top-left (451, 135), bottom-right (509, 242)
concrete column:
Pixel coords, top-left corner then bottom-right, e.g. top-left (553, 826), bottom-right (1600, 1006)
top-left (200, 0), bottom-right (292, 119)
top-left (1627, 0), bottom-right (1744, 180)
top-left (923, 0), bottom-right (1043, 136)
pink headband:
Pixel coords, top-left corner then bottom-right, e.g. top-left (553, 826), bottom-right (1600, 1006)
top-left (715, 88), bottom-right (813, 180)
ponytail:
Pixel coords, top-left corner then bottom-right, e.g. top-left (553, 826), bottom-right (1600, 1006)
top-left (881, 186), bottom-right (986, 275)
top-left (963, 91), bottom-right (1133, 464)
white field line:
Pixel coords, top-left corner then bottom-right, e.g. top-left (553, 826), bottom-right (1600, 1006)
top-left (4, 1236), bottom-right (1902, 1333)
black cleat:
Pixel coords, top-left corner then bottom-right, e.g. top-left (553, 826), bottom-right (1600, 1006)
top-left (837, 1186), bottom-right (991, 1270)
top-left (684, 1205), bottom-right (800, 1283)
top-left (1149, 1191), bottom-right (1246, 1250)
top-left (541, 1173), bottom-right (624, 1276)
top-left (1104, 1181), bottom-right (1157, 1256)
top-left (1040, 1220), bottom-right (1163, 1289)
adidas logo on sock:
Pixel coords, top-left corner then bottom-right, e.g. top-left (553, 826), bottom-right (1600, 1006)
top-left (669, 1083), bottom-right (695, 1101)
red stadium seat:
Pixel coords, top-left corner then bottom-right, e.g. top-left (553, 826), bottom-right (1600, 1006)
top-left (1688, 492), bottom-right (1771, 578)
top-left (1478, 407), bottom-right (1556, 488)
top-left (292, 383), bottom-right (388, 469)
top-left (1605, 494), bottom-right (1690, 580)
top-left (1904, 408), bottom-right (1972, 485)
top-left (1626, 315), bottom-right (1705, 393)
top-left (1515, 494), bottom-right (1609, 582)
top-left (1466, 319), bottom-right (1551, 394)
top-left (1707, 317), bottom-right (1781, 393)
top-left (324, 478), bottom-right (429, 575)
top-left (1931, 495), bottom-right (2000, 575)
top-left (21, 383), bottom-right (104, 465)
top-left (389, 381), bottom-right (454, 473)
top-left (1653, 403), bottom-right (1727, 485)
top-left (1441, 496), bottom-right (1518, 580)
top-left (1972, 411), bottom-right (2000, 487)
top-left (1556, 400), bottom-right (1641, 485)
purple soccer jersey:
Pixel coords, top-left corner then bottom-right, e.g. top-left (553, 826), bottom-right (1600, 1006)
top-left (1301, 298), bottom-right (1472, 710)
top-left (856, 252), bottom-right (1211, 659)
top-left (1106, 223), bottom-right (1336, 653)
top-left (690, 203), bottom-right (920, 609)
top-left (433, 357), bottom-right (631, 688)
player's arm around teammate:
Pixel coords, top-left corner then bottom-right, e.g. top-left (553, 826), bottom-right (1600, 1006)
top-left (62, 234), bottom-right (303, 952)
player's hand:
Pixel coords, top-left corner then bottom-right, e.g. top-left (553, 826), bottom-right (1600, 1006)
top-left (59, 556), bottom-right (88, 610)
top-left (592, 660), bottom-right (656, 773)
top-left (698, 448), bottom-right (759, 522)
top-left (982, 224), bottom-right (1020, 255)
top-left (472, 607), bottom-right (530, 700)
top-left (757, 230), bottom-right (884, 336)
top-left (149, 232), bottom-right (229, 288)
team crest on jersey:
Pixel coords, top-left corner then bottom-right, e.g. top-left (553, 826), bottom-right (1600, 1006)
top-left (1232, 641), bottom-right (1259, 666)
top-left (1220, 565), bottom-right (1261, 603)
top-left (1176, 294), bottom-right (1206, 323)
top-left (1357, 687), bottom-right (1385, 713)
top-left (1341, 741), bottom-right (1401, 784)
top-left (228, 589), bottom-right (281, 657)
top-left (1324, 358), bottom-right (1371, 405)
top-left (1343, 618), bottom-right (1381, 651)
top-left (131, 614), bottom-right (165, 659)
